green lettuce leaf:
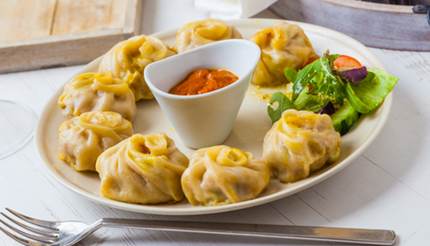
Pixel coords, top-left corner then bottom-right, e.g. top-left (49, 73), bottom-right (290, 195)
top-left (294, 88), bottom-right (326, 112)
top-left (284, 68), bottom-right (297, 82)
top-left (267, 92), bottom-right (294, 123)
top-left (345, 68), bottom-right (398, 114)
top-left (291, 54), bottom-right (344, 112)
top-left (331, 100), bottom-right (360, 135)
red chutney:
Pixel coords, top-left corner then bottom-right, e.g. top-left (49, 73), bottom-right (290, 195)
top-left (169, 68), bottom-right (238, 96)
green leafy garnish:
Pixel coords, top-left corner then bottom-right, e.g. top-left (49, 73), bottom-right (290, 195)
top-left (294, 88), bottom-right (327, 112)
top-left (331, 100), bottom-right (360, 135)
top-left (267, 92), bottom-right (294, 123)
top-left (292, 54), bottom-right (344, 112)
top-left (284, 68), bottom-right (297, 82)
top-left (345, 68), bottom-right (398, 113)
top-left (265, 53), bottom-right (397, 135)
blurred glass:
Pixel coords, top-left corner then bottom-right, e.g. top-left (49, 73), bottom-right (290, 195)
top-left (0, 100), bottom-right (37, 159)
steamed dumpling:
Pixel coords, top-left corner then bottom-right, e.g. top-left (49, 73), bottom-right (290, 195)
top-left (96, 133), bottom-right (189, 204)
top-left (99, 35), bottom-right (176, 101)
top-left (263, 110), bottom-right (341, 183)
top-left (175, 19), bottom-right (242, 53)
top-left (58, 72), bottom-right (136, 120)
top-left (58, 111), bottom-right (133, 172)
top-left (181, 145), bottom-right (270, 206)
top-left (251, 23), bottom-right (318, 86)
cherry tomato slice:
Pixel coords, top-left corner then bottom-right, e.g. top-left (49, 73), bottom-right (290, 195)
top-left (333, 55), bottom-right (362, 71)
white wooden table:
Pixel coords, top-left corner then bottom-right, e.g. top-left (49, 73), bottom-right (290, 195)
top-left (1, 1), bottom-right (430, 245)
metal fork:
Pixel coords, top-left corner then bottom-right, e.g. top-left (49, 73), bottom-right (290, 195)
top-left (0, 208), bottom-right (396, 246)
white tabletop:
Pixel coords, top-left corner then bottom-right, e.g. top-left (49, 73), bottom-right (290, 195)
top-left (1, 1), bottom-right (430, 245)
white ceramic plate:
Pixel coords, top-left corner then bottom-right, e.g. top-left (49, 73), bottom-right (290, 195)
top-left (36, 19), bottom-right (392, 215)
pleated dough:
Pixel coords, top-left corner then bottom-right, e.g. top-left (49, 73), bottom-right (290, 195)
top-left (251, 23), bottom-right (318, 86)
top-left (99, 35), bottom-right (176, 101)
top-left (263, 110), bottom-right (341, 183)
top-left (96, 134), bottom-right (189, 204)
top-left (58, 111), bottom-right (133, 172)
top-left (175, 19), bottom-right (242, 53)
top-left (58, 72), bottom-right (136, 120)
top-left (181, 145), bottom-right (270, 206)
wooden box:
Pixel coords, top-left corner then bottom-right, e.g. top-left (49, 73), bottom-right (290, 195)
top-left (0, 0), bottom-right (142, 73)
top-left (271, 0), bottom-right (430, 51)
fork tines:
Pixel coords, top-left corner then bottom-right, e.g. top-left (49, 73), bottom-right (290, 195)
top-left (0, 208), bottom-right (59, 246)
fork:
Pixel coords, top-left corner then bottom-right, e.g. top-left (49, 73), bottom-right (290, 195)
top-left (0, 208), bottom-right (396, 246)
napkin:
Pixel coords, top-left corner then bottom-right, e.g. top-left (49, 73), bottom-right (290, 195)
top-left (194, 0), bottom-right (277, 19)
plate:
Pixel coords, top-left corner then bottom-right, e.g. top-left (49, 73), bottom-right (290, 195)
top-left (36, 19), bottom-right (392, 215)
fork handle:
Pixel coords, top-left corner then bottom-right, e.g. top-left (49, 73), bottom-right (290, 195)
top-left (100, 218), bottom-right (396, 245)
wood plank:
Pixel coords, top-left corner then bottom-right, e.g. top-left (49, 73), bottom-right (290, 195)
top-left (123, 0), bottom-right (142, 34)
top-left (0, 30), bottom-right (132, 73)
top-left (325, 0), bottom-right (412, 13)
top-left (52, 0), bottom-right (127, 35)
top-left (0, 0), bottom-right (141, 73)
top-left (271, 0), bottom-right (430, 51)
top-left (0, 0), bottom-right (56, 44)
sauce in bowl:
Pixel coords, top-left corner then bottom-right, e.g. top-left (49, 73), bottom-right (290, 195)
top-left (169, 68), bottom-right (238, 96)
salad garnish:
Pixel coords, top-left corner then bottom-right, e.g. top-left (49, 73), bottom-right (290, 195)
top-left (267, 52), bottom-right (398, 134)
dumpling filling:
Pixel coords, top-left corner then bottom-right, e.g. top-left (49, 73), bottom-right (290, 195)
top-left (263, 109), bottom-right (341, 183)
top-left (58, 72), bottom-right (136, 120)
top-left (181, 145), bottom-right (270, 206)
top-left (58, 111), bottom-right (133, 171)
top-left (175, 19), bottom-right (242, 53)
top-left (96, 133), bottom-right (189, 204)
top-left (99, 35), bottom-right (176, 101)
top-left (251, 23), bottom-right (318, 86)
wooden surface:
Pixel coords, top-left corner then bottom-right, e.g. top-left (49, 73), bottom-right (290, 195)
top-left (271, 0), bottom-right (430, 51)
top-left (52, 0), bottom-right (128, 35)
top-left (0, 0), bottom-right (141, 73)
top-left (0, 0), bottom-right (57, 44)
top-left (326, 0), bottom-right (412, 12)
top-left (0, 0), bottom-right (135, 44)
top-left (1, 2), bottom-right (430, 246)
